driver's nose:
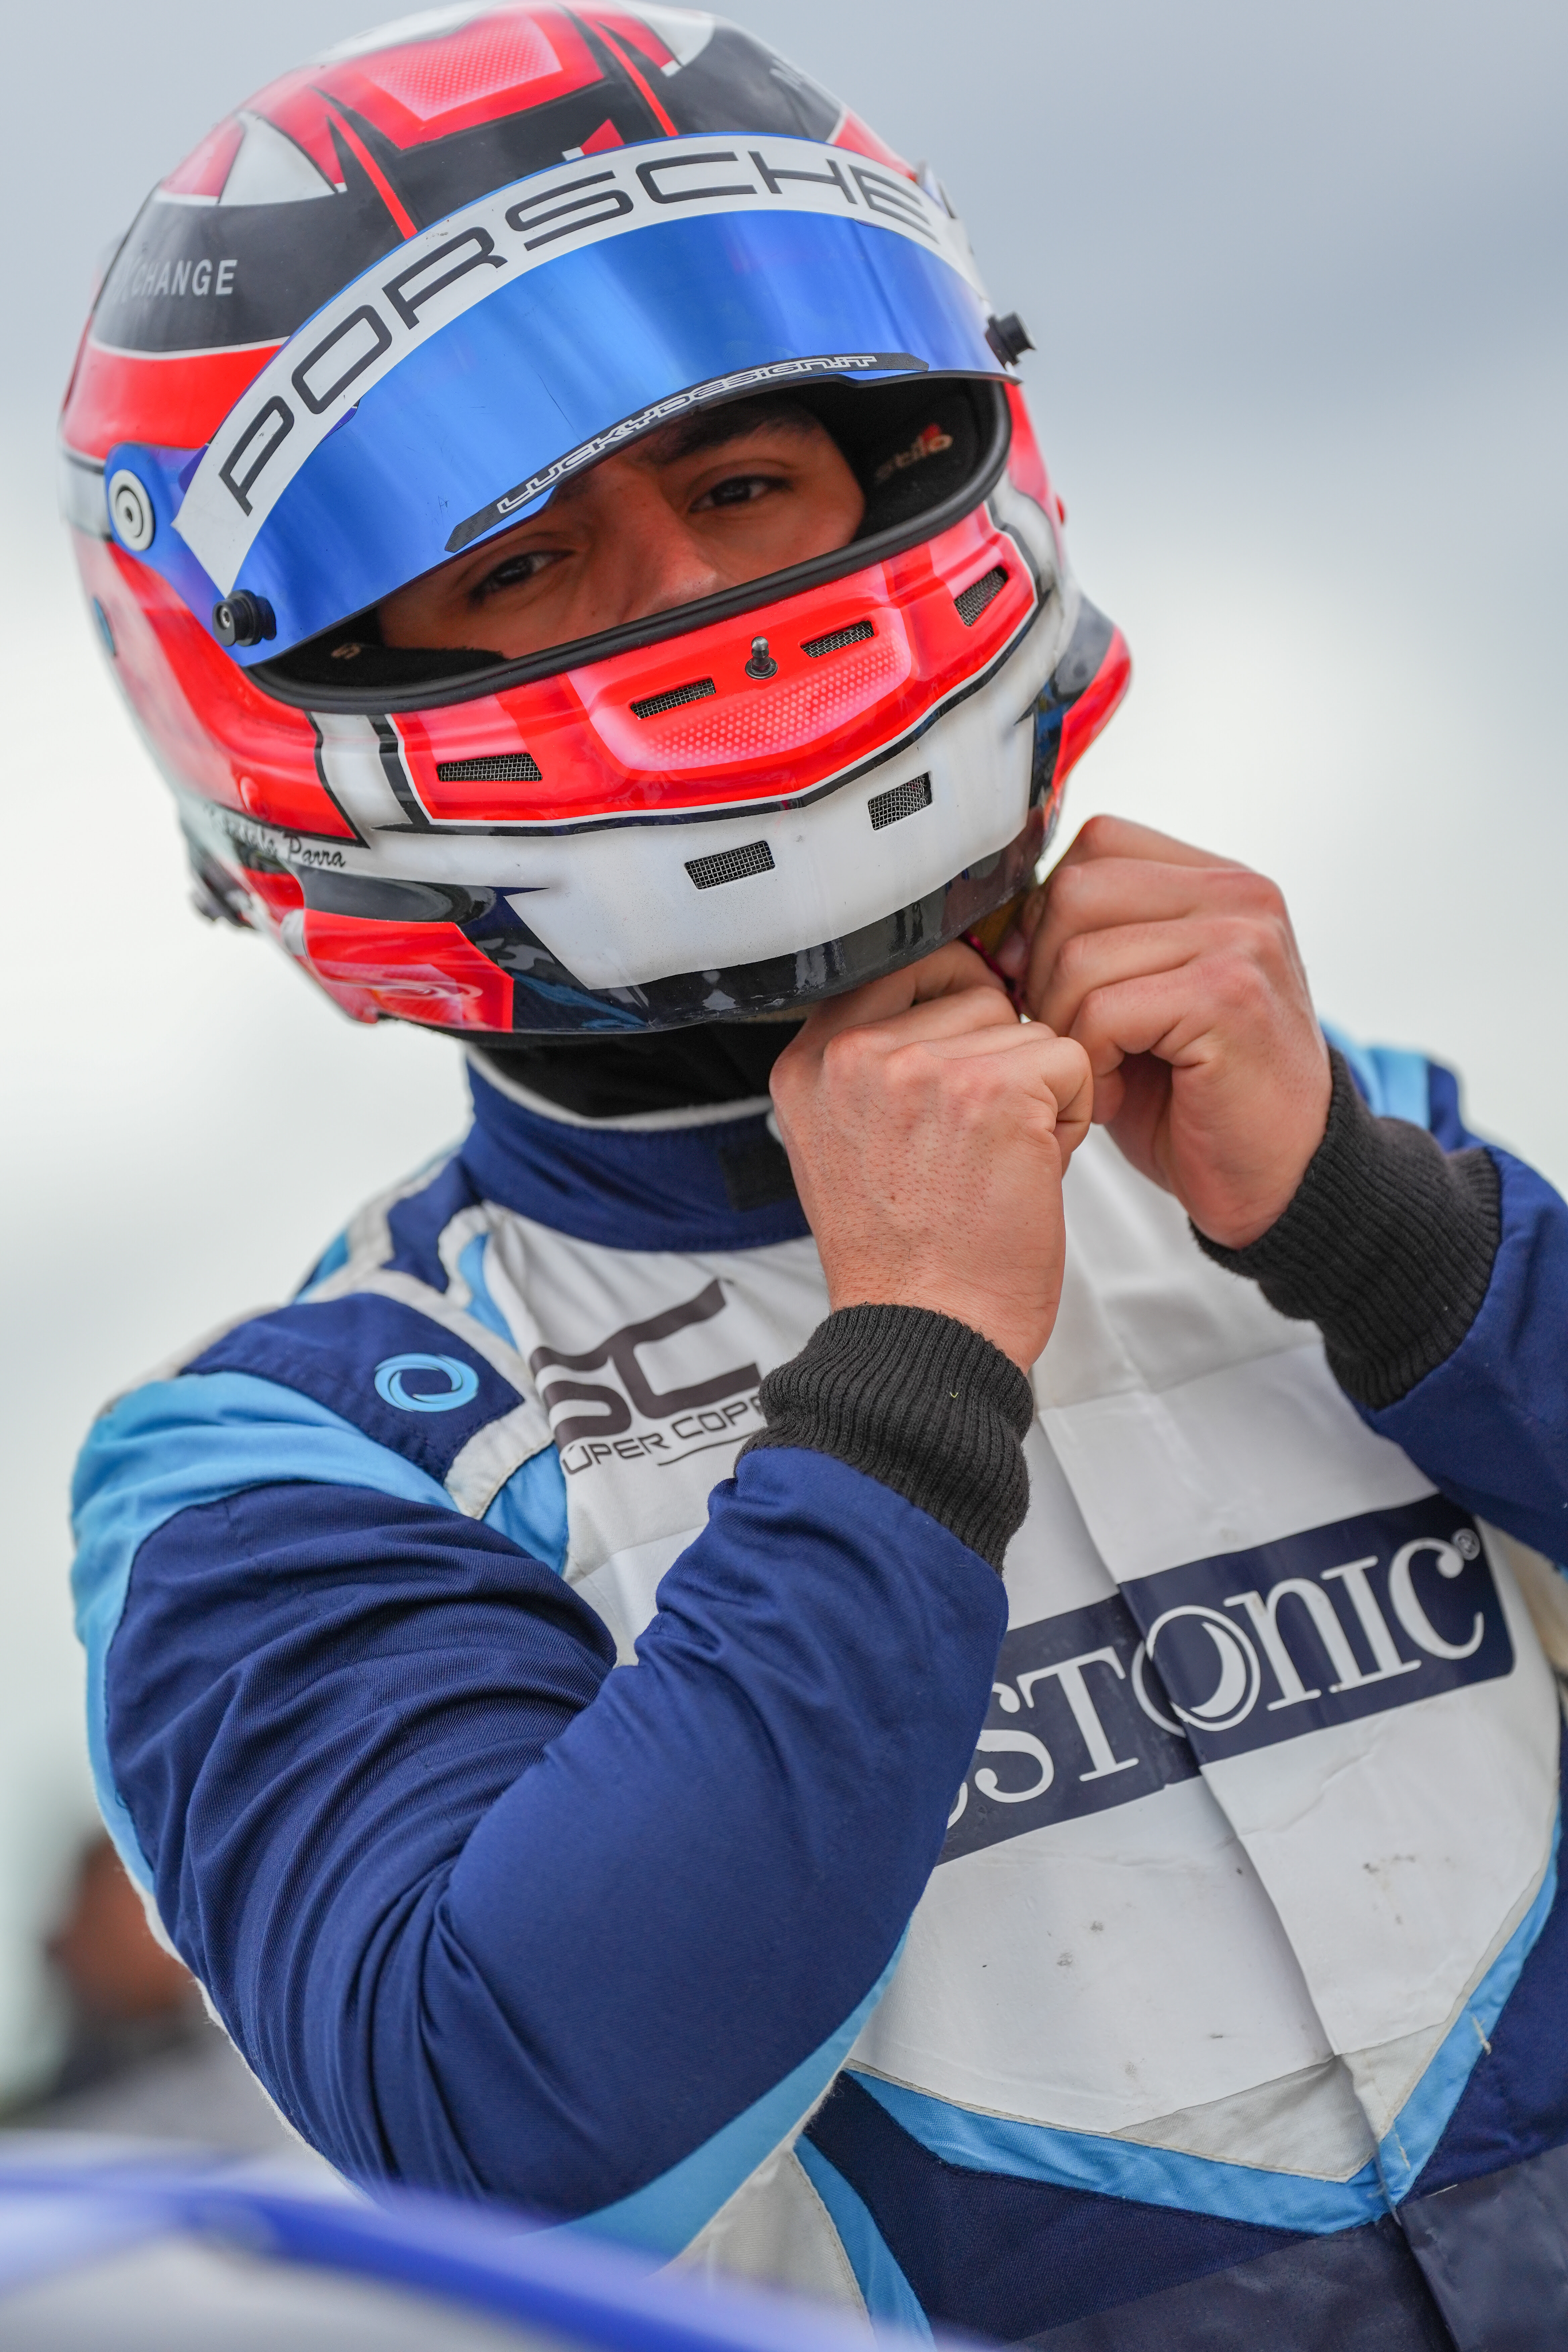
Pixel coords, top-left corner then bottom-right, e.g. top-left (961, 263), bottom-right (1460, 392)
top-left (601, 472), bottom-right (726, 624)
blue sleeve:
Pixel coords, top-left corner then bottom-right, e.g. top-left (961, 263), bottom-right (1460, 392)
top-left (1325, 1023), bottom-right (1568, 1562)
top-left (1365, 1147), bottom-right (1568, 1563)
top-left (100, 1440), bottom-right (1005, 2244)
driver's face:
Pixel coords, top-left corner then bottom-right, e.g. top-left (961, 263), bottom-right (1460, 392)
top-left (378, 406), bottom-right (865, 660)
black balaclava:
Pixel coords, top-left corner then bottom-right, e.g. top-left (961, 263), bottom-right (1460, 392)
top-left (472, 1020), bottom-right (801, 1118)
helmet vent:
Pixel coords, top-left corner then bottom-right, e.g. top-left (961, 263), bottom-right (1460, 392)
top-left (801, 620), bottom-right (874, 659)
top-left (954, 566), bottom-right (1008, 626)
top-left (654, 636), bottom-right (904, 765)
top-left (686, 840), bottom-right (776, 890)
top-left (632, 678), bottom-right (717, 720)
top-left (435, 752), bottom-right (543, 783)
top-left (868, 774), bottom-right (933, 830)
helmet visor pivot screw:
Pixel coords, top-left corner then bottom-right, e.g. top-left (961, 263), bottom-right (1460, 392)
top-left (211, 593), bottom-right (277, 649)
top-left (107, 470), bottom-right (155, 552)
top-left (745, 636), bottom-right (779, 681)
top-left (985, 312), bottom-right (1035, 367)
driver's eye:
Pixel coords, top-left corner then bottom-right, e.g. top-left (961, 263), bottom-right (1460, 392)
top-left (700, 474), bottom-right (779, 510)
top-left (477, 547), bottom-right (561, 596)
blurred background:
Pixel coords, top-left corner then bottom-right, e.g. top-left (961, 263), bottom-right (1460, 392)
top-left (0, 0), bottom-right (1563, 2129)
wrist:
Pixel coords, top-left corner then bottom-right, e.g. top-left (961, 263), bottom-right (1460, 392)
top-left (1180, 1052), bottom-right (1334, 1250)
top-left (741, 1304), bottom-right (1035, 1570)
top-left (825, 1277), bottom-right (1046, 1373)
top-left (1193, 1048), bottom-right (1501, 1409)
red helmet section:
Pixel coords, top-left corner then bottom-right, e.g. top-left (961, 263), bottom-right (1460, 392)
top-left (295, 913), bottom-right (518, 1030)
top-left (62, 5), bottom-right (905, 468)
top-left (77, 536), bottom-right (346, 837)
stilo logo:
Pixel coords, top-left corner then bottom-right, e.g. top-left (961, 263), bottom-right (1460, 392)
top-left (873, 421), bottom-right (955, 485)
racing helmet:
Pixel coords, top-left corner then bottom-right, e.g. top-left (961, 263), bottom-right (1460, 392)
top-left (61, 2), bottom-right (1130, 1035)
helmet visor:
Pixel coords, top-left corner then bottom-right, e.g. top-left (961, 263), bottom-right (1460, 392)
top-left (143, 136), bottom-right (1004, 665)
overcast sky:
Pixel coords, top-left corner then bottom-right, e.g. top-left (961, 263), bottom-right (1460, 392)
top-left (0, 0), bottom-right (1563, 2096)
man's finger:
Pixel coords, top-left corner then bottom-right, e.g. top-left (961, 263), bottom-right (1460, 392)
top-left (996, 822), bottom-right (1248, 974)
top-left (1050, 814), bottom-right (1239, 875)
top-left (1060, 961), bottom-right (1248, 1079)
top-left (1028, 914), bottom-right (1238, 1035)
top-left (840, 987), bottom-right (1021, 1056)
top-left (786, 942), bottom-right (1007, 1059)
top-left (1036, 858), bottom-right (1258, 936)
top-left (915, 1025), bottom-right (1095, 1158)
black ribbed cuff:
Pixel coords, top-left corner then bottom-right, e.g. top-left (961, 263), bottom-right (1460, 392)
top-left (739, 1305), bottom-right (1034, 1571)
top-left (1193, 1049), bottom-right (1501, 1410)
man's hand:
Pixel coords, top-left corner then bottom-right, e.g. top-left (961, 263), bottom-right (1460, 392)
top-left (770, 945), bottom-right (1093, 1370)
top-left (995, 815), bottom-right (1330, 1248)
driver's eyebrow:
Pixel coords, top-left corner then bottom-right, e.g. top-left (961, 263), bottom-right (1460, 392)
top-left (638, 400), bottom-right (820, 468)
top-left (465, 401), bottom-right (822, 560)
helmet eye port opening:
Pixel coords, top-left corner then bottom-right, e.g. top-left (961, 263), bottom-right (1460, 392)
top-left (252, 377), bottom-right (1014, 716)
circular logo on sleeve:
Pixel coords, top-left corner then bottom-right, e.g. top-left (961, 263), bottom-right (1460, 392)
top-left (374, 1353), bottom-right (480, 1413)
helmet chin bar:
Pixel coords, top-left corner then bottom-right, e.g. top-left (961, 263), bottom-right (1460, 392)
top-left (163, 583), bottom-right (1127, 1040)
top-left (398, 803), bottom-right (1055, 1036)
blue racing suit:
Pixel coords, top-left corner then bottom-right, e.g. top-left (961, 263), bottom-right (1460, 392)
top-left (71, 1030), bottom-right (1568, 2350)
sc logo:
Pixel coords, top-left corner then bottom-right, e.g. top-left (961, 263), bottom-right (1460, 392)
top-left (374, 1353), bottom-right (480, 1413)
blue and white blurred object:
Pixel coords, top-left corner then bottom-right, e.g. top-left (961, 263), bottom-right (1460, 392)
top-left (0, 2139), bottom-right (910, 2347)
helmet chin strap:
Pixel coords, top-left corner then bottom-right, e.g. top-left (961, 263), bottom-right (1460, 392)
top-left (965, 887), bottom-right (1029, 959)
top-left (961, 886), bottom-right (1039, 1007)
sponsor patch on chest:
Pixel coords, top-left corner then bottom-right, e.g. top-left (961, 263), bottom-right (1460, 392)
top-left (529, 1278), bottom-right (764, 1475)
top-left (944, 1494), bottom-right (1510, 1861)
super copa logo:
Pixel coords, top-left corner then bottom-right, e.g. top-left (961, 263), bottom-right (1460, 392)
top-left (529, 1279), bottom-right (762, 1474)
